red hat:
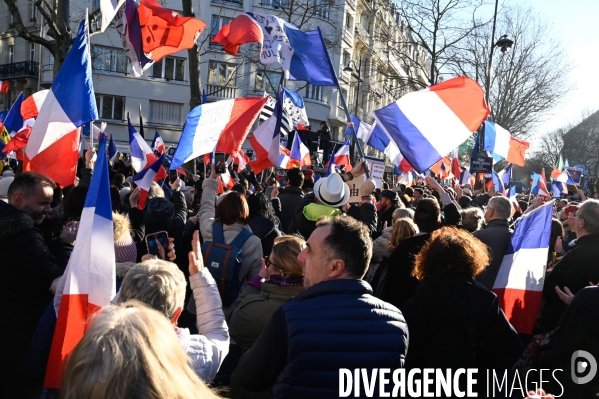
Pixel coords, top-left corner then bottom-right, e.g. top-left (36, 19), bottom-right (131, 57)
top-left (563, 205), bottom-right (579, 216)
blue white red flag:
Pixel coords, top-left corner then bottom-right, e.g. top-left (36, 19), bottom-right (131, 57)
top-left (484, 121), bottom-right (530, 167)
top-left (115, 0), bottom-right (153, 77)
top-left (493, 200), bottom-right (553, 334)
top-left (151, 131), bottom-right (166, 154)
top-left (331, 138), bottom-right (352, 172)
top-left (288, 133), bottom-right (311, 168)
top-left (133, 153), bottom-right (165, 209)
top-left (372, 76), bottom-right (489, 173)
top-left (44, 134), bottom-right (115, 388)
top-left (4, 92), bottom-right (25, 136)
top-left (108, 134), bottom-right (118, 163)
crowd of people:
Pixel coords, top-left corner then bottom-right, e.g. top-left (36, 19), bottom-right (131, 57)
top-left (1, 152), bottom-right (598, 399)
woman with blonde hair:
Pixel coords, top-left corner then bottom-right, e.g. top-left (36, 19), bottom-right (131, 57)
top-left (227, 235), bottom-right (306, 353)
top-left (61, 301), bottom-right (219, 399)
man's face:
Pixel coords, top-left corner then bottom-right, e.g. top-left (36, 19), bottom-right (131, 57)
top-left (379, 197), bottom-right (391, 211)
top-left (298, 225), bottom-right (333, 289)
top-left (11, 184), bottom-right (54, 224)
top-left (413, 191), bottom-right (422, 200)
top-left (556, 201), bottom-right (566, 211)
top-left (484, 205), bottom-right (495, 224)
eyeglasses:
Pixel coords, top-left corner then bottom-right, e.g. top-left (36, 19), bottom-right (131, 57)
top-left (264, 256), bottom-right (281, 270)
top-left (572, 211), bottom-right (578, 218)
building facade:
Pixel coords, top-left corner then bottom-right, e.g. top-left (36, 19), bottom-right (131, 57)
top-left (0, 0), bottom-right (426, 161)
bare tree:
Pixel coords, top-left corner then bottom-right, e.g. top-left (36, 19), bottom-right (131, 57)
top-left (561, 109), bottom-right (599, 174)
top-left (449, 6), bottom-right (572, 139)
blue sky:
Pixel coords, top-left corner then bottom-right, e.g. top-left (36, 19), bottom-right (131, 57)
top-left (516, 0), bottom-right (599, 135)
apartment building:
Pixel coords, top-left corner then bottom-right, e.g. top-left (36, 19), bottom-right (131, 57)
top-left (0, 0), bottom-right (423, 158)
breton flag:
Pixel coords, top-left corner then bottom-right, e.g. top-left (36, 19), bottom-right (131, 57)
top-left (213, 13), bottom-right (337, 86)
top-left (349, 114), bottom-right (412, 172)
top-left (133, 153), bottom-right (165, 209)
top-left (25, 19), bottom-right (98, 188)
top-left (483, 121), bottom-right (530, 167)
top-left (250, 89), bottom-right (285, 173)
top-left (492, 200), bottom-right (553, 334)
top-left (115, 0), bottom-right (153, 77)
top-left (139, 0), bottom-right (206, 61)
top-left (372, 76), bottom-right (489, 173)
top-left (288, 133), bottom-right (311, 168)
top-left (259, 95), bottom-right (292, 136)
top-left (282, 88), bottom-right (309, 128)
top-left (151, 131), bottom-right (166, 154)
top-left (44, 134), bottom-right (115, 388)
top-left (170, 97), bottom-right (267, 170)
top-left (331, 138), bottom-right (352, 172)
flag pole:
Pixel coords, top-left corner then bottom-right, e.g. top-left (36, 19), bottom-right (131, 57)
top-left (315, 27), bottom-right (369, 178)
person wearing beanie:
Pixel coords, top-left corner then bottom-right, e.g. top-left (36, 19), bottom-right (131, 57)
top-left (113, 212), bottom-right (137, 263)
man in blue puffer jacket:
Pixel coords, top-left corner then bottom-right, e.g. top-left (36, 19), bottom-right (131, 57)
top-left (231, 216), bottom-right (408, 399)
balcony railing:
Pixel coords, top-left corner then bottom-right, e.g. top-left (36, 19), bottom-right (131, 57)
top-left (355, 24), bottom-right (370, 46)
top-left (0, 60), bottom-right (39, 80)
top-left (206, 84), bottom-right (237, 99)
top-left (346, 0), bottom-right (355, 9)
top-left (342, 28), bottom-right (353, 45)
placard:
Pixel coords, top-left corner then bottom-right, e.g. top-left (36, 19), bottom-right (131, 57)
top-left (347, 175), bottom-right (366, 204)
top-left (364, 156), bottom-right (386, 188)
top-left (565, 167), bottom-right (582, 186)
top-left (470, 155), bottom-right (493, 174)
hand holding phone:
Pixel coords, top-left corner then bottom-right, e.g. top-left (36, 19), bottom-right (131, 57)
top-left (214, 152), bottom-right (226, 174)
top-left (169, 169), bottom-right (178, 184)
top-left (145, 231), bottom-right (169, 260)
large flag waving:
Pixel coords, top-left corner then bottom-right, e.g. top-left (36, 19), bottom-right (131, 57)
top-left (115, 0), bottom-right (153, 76)
top-left (44, 134), bottom-right (116, 388)
top-left (100, 0), bottom-right (126, 32)
top-left (492, 200), bottom-right (553, 334)
top-left (139, 0), bottom-right (206, 62)
top-left (372, 76), bottom-right (489, 173)
top-left (25, 19), bottom-right (98, 187)
top-left (170, 97), bottom-right (267, 170)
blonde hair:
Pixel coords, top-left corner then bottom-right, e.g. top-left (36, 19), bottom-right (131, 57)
top-left (61, 301), bottom-right (219, 399)
top-left (461, 207), bottom-right (484, 232)
top-left (119, 259), bottom-right (186, 320)
top-left (270, 235), bottom-right (306, 279)
top-left (112, 212), bottom-right (132, 242)
top-left (386, 218), bottom-right (418, 250)
top-left (392, 208), bottom-right (414, 223)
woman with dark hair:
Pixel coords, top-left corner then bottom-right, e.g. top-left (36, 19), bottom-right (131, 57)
top-left (402, 227), bottom-right (522, 394)
top-left (548, 218), bottom-right (565, 264)
top-left (247, 193), bottom-right (282, 255)
top-left (199, 164), bottom-right (263, 291)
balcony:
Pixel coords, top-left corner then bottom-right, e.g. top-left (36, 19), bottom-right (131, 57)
top-left (0, 60), bottom-right (39, 80)
top-left (342, 28), bottom-right (354, 46)
top-left (354, 24), bottom-right (370, 47)
top-left (211, 0), bottom-right (242, 7)
top-left (206, 84), bottom-right (238, 99)
top-left (346, 0), bottom-right (355, 10)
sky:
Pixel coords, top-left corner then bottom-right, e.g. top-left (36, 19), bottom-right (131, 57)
top-left (508, 0), bottom-right (599, 138)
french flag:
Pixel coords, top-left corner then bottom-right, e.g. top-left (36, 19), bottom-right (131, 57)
top-left (21, 89), bottom-right (49, 122)
top-left (212, 13), bottom-right (264, 55)
top-left (451, 156), bottom-right (462, 179)
top-left (250, 89), bottom-right (285, 173)
top-left (331, 138), bottom-right (352, 172)
top-left (44, 134), bottom-right (115, 388)
top-left (25, 19), bottom-right (98, 188)
top-left (349, 115), bottom-right (412, 172)
top-left (288, 132), bottom-right (311, 168)
top-left (372, 76), bottom-right (489, 173)
top-left (0, 79), bottom-right (9, 93)
top-left (151, 130), bottom-right (166, 154)
top-left (4, 92), bottom-right (25, 136)
top-left (531, 169), bottom-right (550, 197)
top-left (129, 117), bottom-right (157, 172)
top-left (234, 151), bottom-right (250, 173)
top-left (484, 121), bottom-right (530, 166)
top-left (171, 97), bottom-right (267, 170)
top-left (325, 158), bottom-right (337, 177)
top-left (216, 167), bottom-right (235, 194)
top-left (459, 169), bottom-right (475, 187)
top-left (108, 134), bottom-right (118, 163)
top-left (133, 153), bottom-right (165, 210)
top-left (492, 200), bottom-right (553, 334)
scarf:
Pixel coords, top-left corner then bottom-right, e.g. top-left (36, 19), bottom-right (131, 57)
top-left (267, 274), bottom-right (304, 287)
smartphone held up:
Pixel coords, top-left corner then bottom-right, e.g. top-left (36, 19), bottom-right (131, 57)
top-left (145, 231), bottom-right (169, 260)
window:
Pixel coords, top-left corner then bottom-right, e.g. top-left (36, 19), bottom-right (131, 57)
top-left (306, 84), bottom-right (323, 101)
top-left (8, 46), bottom-right (14, 64)
top-left (29, 43), bottom-right (35, 61)
top-left (210, 16), bottom-right (232, 39)
top-left (48, 54), bottom-right (54, 69)
top-left (152, 57), bottom-right (185, 81)
top-left (149, 100), bottom-right (183, 126)
top-left (345, 13), bottom-right (353, 29)
top-left (93, 0), bottom-right (100, 10)
top-left (261, 0), bottom-right (290, 8)
top-left (9, 13), bottom-right (14, 28)
top-left (91, 46), bottom-right (127, 74)
top-left (255, 71), bottom-right (281, 93)
top-left (208, 61), bottom-right (236, 87)
top-left (29, 2), bottom-right (37, 21)
top-left (312, 0), bottom-right (329, 19)
top-left (210, 0), bottom-right (241, 6)
top-left (342, 51), bottom-right (350, 68)
top-left (95, 94), bottom-right (125, 120)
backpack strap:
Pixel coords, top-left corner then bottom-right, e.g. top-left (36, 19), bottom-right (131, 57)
top-left (230, 227), bottom-right (253, 248)
top-left (212, 221), bottom-right (225, 243)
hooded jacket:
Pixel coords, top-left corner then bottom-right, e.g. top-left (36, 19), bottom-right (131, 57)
top-left (0, 200), bottom-right (72, 382)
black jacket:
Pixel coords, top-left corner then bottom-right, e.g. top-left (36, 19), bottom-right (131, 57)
top-left (403, 275), bottom-right (522, 395)
top-left (540, 234), bottom-right (599, 332)
top-left (375, 204), bottom-right (399, 238)
top-left (248, 215), bottom-right (282, 256)
top-left (231, 279), bottom-right (408, 398)
top-left (0, 201), bottom-right (72, 377)
top-left (278, 186), bottom-right (304, 234)
top-left (473, 219), bottom-right (513, 290)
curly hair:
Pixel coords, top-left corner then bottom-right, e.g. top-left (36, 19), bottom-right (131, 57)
top-left (412, 226), bottom-right (490, 281)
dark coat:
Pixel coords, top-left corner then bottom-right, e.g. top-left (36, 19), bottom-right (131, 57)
top-left (0, 201), bottom-right (72, 383)
top-left (402, 275), bottom-right (522, 396)
top-left (540, 234), bottom-right (599, 332)
top-left (248, 215), bottom-right (282, 256)
top-left (473, 219), bottom-right (513, 290)
top-left (375, 204), bottom-right (399, 238)
top-left (277, 186), bottom-right (304, 234)
top-left (232, 279), bottom-right (408, 399)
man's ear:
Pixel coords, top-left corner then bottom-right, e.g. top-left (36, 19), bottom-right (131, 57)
top-left (328, 259), bottom-right (346, 279)
top-left (11, 192), bottom-right (24, 206)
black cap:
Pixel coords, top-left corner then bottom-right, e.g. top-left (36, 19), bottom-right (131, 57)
top-left (380, 189), bottom-right (399, 202)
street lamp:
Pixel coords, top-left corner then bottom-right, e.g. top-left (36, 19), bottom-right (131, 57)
top-left (344, 59), bottom-right (363, 161)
